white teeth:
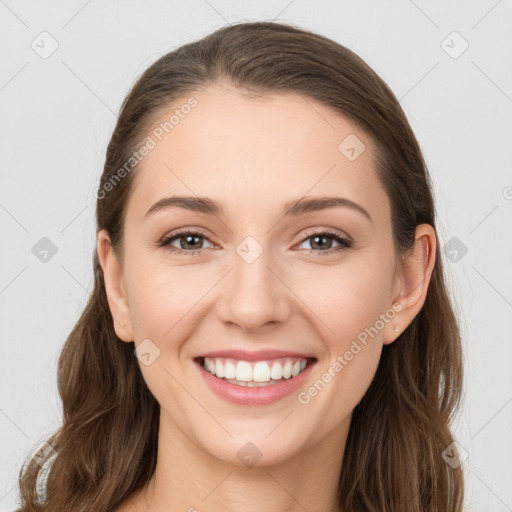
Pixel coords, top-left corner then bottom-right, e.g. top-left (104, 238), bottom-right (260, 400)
top-left (253, 361), bottom-right (270, 382)
top-left (224, 360), bottom-right (236, 379)
top-left (235, 361), bottom-right (253, 382)
top-left (215, 359), bottom-right (224, 378)
top-left (223, 377), bottom-right (288, 388)
top-left (202, 356), bottom-right (310, 384)
top-left (270, 361), bottom-right (283, 380)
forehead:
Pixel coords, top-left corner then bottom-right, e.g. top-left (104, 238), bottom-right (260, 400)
top-left (124, 82), bottom-right (389, 226)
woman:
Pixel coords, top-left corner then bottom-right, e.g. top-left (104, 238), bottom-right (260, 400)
top-left (16, 20), bottom-right (465, 512)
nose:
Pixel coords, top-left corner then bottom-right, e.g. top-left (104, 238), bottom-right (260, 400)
top-left (215, 244), bottom-right (292, 333)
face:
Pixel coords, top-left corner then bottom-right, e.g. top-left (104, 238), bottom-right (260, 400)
top-left (99, 81), bottom-right (416, 468)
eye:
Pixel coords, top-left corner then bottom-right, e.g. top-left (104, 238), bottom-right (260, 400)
top-left (296, 229), bottom-right (353, 255)
top-left (158, 228), bottom-right (353, 256)
top-left (159, 229), bottom-right (215, 255)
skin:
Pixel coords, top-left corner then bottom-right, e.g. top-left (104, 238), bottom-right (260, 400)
top-left (98, 81), bottom-right (436, 512)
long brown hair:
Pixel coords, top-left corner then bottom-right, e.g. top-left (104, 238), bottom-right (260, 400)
top-left (16, 21), bottom-right (465, 511)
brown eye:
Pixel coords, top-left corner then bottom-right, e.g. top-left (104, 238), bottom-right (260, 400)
top-left (159, 230), bottom-right (214, 254)
top-left (297, 230), bottom-right (353, 254)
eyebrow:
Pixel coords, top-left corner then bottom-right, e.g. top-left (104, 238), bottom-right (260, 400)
top-left (144, 195), bottom-right (372, 223)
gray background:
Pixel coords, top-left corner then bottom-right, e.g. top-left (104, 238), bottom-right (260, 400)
top-left (1, 1), bottom-right (511, 510)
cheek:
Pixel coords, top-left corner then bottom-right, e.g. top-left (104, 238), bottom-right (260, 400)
top-left (292, 255), bottom-right (393, 342)
top-left (292, 262), bottom-right (393, 414)
top-left (125, 241), bottom-right (395, 352)
top-left (125, 252), bottom-right (214, 341)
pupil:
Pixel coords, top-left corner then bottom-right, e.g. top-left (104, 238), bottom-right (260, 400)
top-left (312, 235), bottom-right (331, 250)
top-left (182, 235), bottom-right (201, 250)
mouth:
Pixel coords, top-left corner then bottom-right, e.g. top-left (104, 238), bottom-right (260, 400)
top-left (194, 355), bottom-right (317, 388)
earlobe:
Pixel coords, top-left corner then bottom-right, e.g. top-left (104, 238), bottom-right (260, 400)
top-left (97, 229), bottom-right (134, 342)
top-left (383, 224), bottom-right (437, 345)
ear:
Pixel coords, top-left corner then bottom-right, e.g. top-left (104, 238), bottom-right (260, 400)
top-left (383, 223), bottom-right (437, 345)
top-left (97, 229), bottom-right (134, 342)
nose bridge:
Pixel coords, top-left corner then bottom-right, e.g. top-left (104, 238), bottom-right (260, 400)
top-left (216, 234), bottom-right (291, 331)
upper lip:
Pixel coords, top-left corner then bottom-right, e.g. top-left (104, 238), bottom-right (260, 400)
top-left (196, 349), bottom-right (317, 362)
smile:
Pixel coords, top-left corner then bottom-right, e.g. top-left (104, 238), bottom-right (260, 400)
top-left (202, 356), bottom-right (310, 387)
top-left (194, 356), bottom-right (317, 405)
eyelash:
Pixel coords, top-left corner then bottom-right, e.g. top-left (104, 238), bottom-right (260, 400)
top-left (158, 228), bottom-right (353, 256)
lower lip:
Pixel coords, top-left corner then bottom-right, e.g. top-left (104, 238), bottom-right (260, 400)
top-left (195, 358), bottom-right (316, 406)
